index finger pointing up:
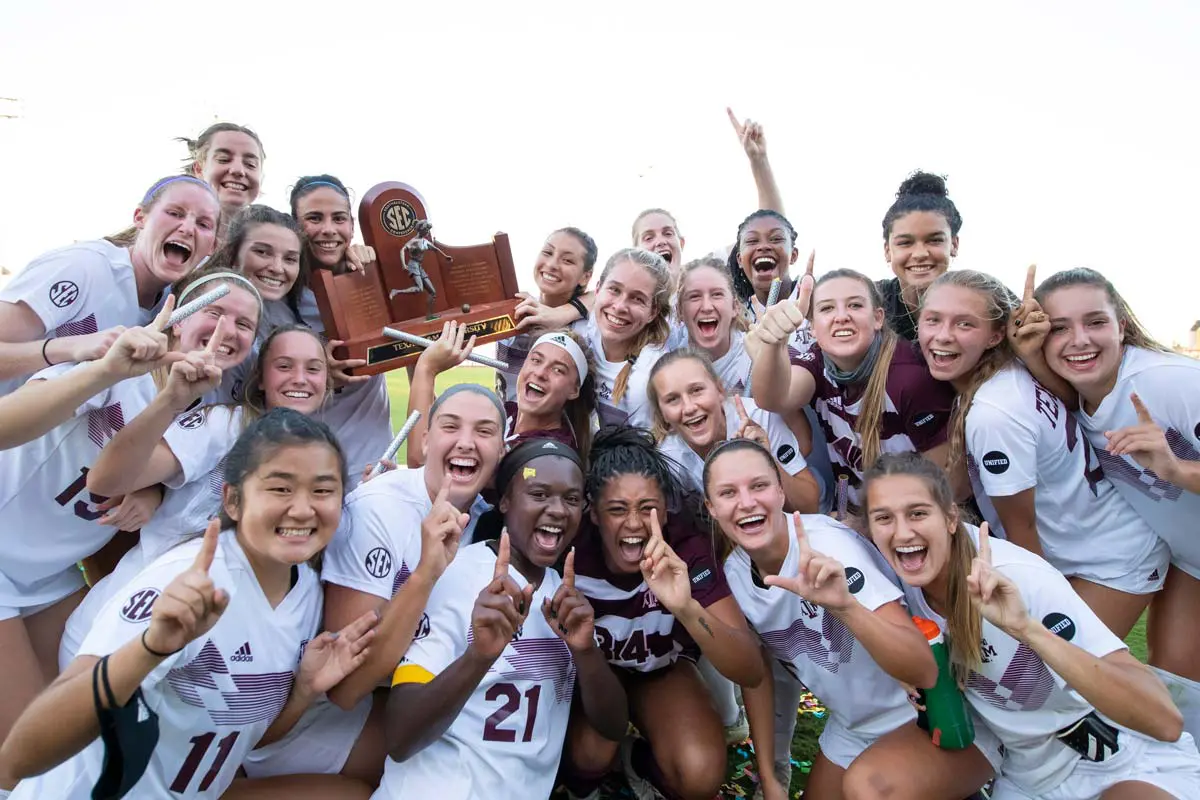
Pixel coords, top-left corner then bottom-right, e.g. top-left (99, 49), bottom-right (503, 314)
top-left (804, 250), bottom-right (816, 278)
top-left (733, 394), bottom-right (751, 423)
top-left (494, 529), bottom-right (511, 580)
top-left (194, 518), bottom-right (221, 573)
top-left (976, 521), bottom-right (993, 565)
top-left (1023, 264), bottom-right (1037, 303)
top-left (152, 294), bottom-right (177, 332)
top-left (1130, 392), bottom-right (1154, 425)
top-left (563, 548), bottom-right (576, 590)
top-left (792, 511), bottom-right (811, 557)
top-left (648, 507), bottom-right (664, 542)
top-left (726, 106), bottom-right (745, 135)
top-left (204, 315), bottom-right (226, 356)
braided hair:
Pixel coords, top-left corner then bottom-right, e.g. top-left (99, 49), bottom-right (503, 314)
top-left (585, 425), bottom-right (683, 511)
top-left (727, 209), bottom-right (798, 305)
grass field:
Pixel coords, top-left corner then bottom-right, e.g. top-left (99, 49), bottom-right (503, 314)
top-left (383, 369), bottom-right (1151, 796)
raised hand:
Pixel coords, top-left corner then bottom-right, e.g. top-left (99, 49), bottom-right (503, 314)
top-left (469, 531), bottom-right (533, 662)
top-left (96, 485), bottom-right (164, 531)
top-left (416, 480), bottom-right (469, 582)
top-left (345, 244), bottom-right (377, 273)
top-left (1105, 393), bottom-right (1179, 481)
top-left (68, 326), bottom-right (127, 364)
top-left (732, 395), bottom-right (770, 449)
top-left (750, 273), bottom-right (813, 347)
top-left (99, 295), bottom-right (182, 379)
top-left (727, 107), bottom-right (768, 161)
top-left (543, 549), bottom-right (597, 653)
top-left (965, 523), bottom-right (1030, 638)
top-left (360, 458), bottom-right (398, 484)
top-left (638, 509), bottom-right (692, 613)
top-left (143, 519), bottom-right (230, 657)
top-left (296, 608), bottom-right (378, 696)
top-left (415, 321), bottom-right (476, 376)
top-left (1008, 264), bottom-right (1051, 361)
top-left (161, 316), bottom-right (224, 412)
top-left (513, 292), bottom-right (582, 333)
top-left (764, 513), bottom-right (854, 611)
top-left (325, 339), bottom-right (369, 388)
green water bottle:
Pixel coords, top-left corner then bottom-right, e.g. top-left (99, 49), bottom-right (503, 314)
top-left (912, 616), bottom-right (975, 750)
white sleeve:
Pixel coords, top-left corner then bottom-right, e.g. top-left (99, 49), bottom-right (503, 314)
top-left (0, 247), bottom-right (108, 334)
top-left (396, 563), bottom-right (474, 678)
top-left (161, 406), bottom-right (240, 489)
top-left (824, 527), bottom-right (903, 612)
top-left (320, 489), bottom-right (424, 600)
top-left (1002, 561), bottom-right (1126, 660)
top-left (754, 406), bottom-right (808, 476)
top-left (966, 399), bottom-right (1039, 496)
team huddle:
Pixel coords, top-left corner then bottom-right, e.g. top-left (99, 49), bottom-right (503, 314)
top-left (0, 115), bottom-right (1197, 800)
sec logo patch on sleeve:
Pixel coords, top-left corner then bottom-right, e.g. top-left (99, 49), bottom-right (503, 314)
top-left (49, 280), bottom-right (80, 309)
top-left (844, 567), bottom-right (865, 594)
top-left (982, 451), bottom-right (1010, 475)
top-left (120, 588), bottom-right (160, 622)
top-left (365, 547), bottom-right (393, 579)
top-left (414, 613), bottom-right (431, 641)
top-left (1042, 612), bottom-right (1076, 641)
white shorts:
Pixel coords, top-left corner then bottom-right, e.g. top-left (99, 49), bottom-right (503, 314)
top-left (1070, 536), bottom-right (1171, 595)
top-left (820, 713), bottom-right (1005, 773)
top-left (991, 730), bottom-right (1200, 799)
top-left (241, 693), bottom-right (372, 778)
top-left (0, 565), bottom-right (84, 621)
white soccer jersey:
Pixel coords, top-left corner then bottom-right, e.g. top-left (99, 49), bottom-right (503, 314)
top-left (375, 542), bottom-right (575, 800)
top-left (321, 466), bottom-right (491, 601)
top-left (0, 367), bottom-right (156, 607)
top-left (965, 364), bottom-right (1164, 584)
top-left (1077, 346), bottom-right (1200, 578)
top-left (584, 319), bottom-right (666, 430)
top-left (12, 531), bottom-right (322, 800)
top-left (298, 287), bottom-right (392, 491)
top-left (900, 525), bottom-right (1128, 795)
top-left (710, 331), bottom-right (753, 397)
top-left (659, 397), bottom-right (808, 503)
top-left (724, 514), bottom-right (914, 741)
top-left (0, 240), bottom-right (150, 396)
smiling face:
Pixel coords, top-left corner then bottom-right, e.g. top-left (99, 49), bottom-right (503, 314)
top-left (885, 211), bottom-right (958, 293)
top-left (422, 391), bottom-right (505, 509)
top-left (533, 231), bottom-right (591, 304)
top-left (225, 441), bottom-right (344, 566)
top-left (261, 331), bottom-right (327, 415)
top-left (651, 357), bottom-right (725, 453)
top-left (296, 188), bottom-right (354, 269)
top-left (812, 276), bottom-right (884, 368)
top-left (501, 455), bottom-right (585, 571)
top-left (917, 284), bottom-right (1005, 388)
top-left (132, 183), bottom-right (221, 287)
top-left (237, 222), bottom-right (302, 301)
top-left (866, 473), bottom-right (957, 590)
top-left (633, 212), bottom-right (684, 268)
top-left (704, 446), bottom-right (787, 559)
top-left (174, 284), bottom-right (260, 370)
top-left (1040, 285), bottom-right (1125, 403)
top-left (516, 341), bottom-right (580, 418)
top-left (738, 216), bottom-right (798, 298)
top-left (680, 265), bottom-right (738, 355)
top-left (591, 472), bottom-right (667, 574)
top-left (195, 131), bottom-right (262, 209)
top-left (595, 260), bottom-right (659, 350)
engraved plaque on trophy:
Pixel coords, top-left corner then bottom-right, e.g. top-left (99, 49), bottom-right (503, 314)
top-left (310, 182), bottom-right (521, 375)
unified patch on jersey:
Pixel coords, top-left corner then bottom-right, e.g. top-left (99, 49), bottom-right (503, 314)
top-left (48, 279), bottom-right (80, 308)
top-left (1042, 612), bottom-right (1076, 641)
top-left (365, 546), bottom-right (393, 578)
top-left (912, 412), bottom-right (937, 428)
top-left (120, 588), bottom-right (160, 623)
top-left (982, 450), bottom-right (1010, 475)
top-left (689, 564), bottom-right (714, 587)
top-left (776, 444), bottom-right (796, 465)
top-left (844, 566), bottom-right (865, 594)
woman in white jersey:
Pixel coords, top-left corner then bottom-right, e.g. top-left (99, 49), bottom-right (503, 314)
top-left (561, 426), bottom-right (763, 800)
top-left (497, 226), bottom-right (596, 397)
top-left (586, 248), bottom-right (671, 429)
top-left (288, 175), bottom-right (392, 487)
top-left (1034, 267), bottom-right (1200, 739)
top-left (751, 268), bottom-right (955, 516)
top-left (381, 439), bottom-right (627, 800)
top-left (916, 270), bottom-right (1170, 641)
top-left (0, 175), bottom-right (219, 394)
top-left (647, 347), bottom-right (819, 512)
top-left (863, 451), bottom-right (1200, 799)
top-left (2, 409), bottom-right (379, 800)
top-left (405, 321), bottom-right (596, 465)
top-left (703, 439), bottom-right (997, 800)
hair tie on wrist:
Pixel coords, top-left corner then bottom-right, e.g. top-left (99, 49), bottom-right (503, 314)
top-left (141, 629), bottom-right (181, 659)
top-left (42, 338), bottom-right (54, 367)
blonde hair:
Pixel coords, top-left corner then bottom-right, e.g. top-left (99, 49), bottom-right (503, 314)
top-left (105, 176), bottom-right (220, 248)
top-left (677, 257), bottom-right (750, 335)
top-left (646, 347), bottom-right (727, 441)
top-left (631, 208), bottom-right (681, 244)
top-left (596, 248), bottom-right (672, 404)
top-left (1034, 267), bottom-right (1168, 353)
top-left (920, 271), bottom-right (1019, 477)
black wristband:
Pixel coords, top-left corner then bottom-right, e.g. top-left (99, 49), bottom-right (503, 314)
top-left (141, 629), bottom-right (182, 659)
top-left (568, 297), bottom-right (589, 321)
top-left (42, 338), bottom-right (54, 366)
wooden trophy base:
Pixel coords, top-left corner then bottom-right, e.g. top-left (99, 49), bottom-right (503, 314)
top-left (333, 298), bottom-right (520, 376)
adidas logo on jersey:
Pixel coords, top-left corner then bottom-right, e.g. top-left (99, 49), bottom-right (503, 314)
top-left (231, 642), bottom-right (254, 663)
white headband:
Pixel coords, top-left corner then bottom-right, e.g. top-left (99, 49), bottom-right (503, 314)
top-left (531, 331), bottom-right (589, 386)
top-left (178, 271), bottom-right (264, 312)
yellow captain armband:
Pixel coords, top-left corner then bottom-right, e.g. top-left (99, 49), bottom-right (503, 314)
top-left (392, 664), bottom-right (435, 687)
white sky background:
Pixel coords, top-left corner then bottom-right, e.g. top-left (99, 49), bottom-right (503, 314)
top-left (1, 0), bottom-right (1197, 342)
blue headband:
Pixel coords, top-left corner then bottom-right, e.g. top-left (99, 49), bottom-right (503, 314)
top-left (142, 176), bottom-right (216, 205)
top-left (300, 180), bottom-right (348, 197)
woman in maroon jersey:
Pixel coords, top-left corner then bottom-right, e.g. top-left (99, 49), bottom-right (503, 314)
top-left (558, 426), bottom-right (763, 800)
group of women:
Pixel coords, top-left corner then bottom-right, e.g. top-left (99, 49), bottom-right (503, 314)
top-left (0, 113), bottom-right (1196, 800)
